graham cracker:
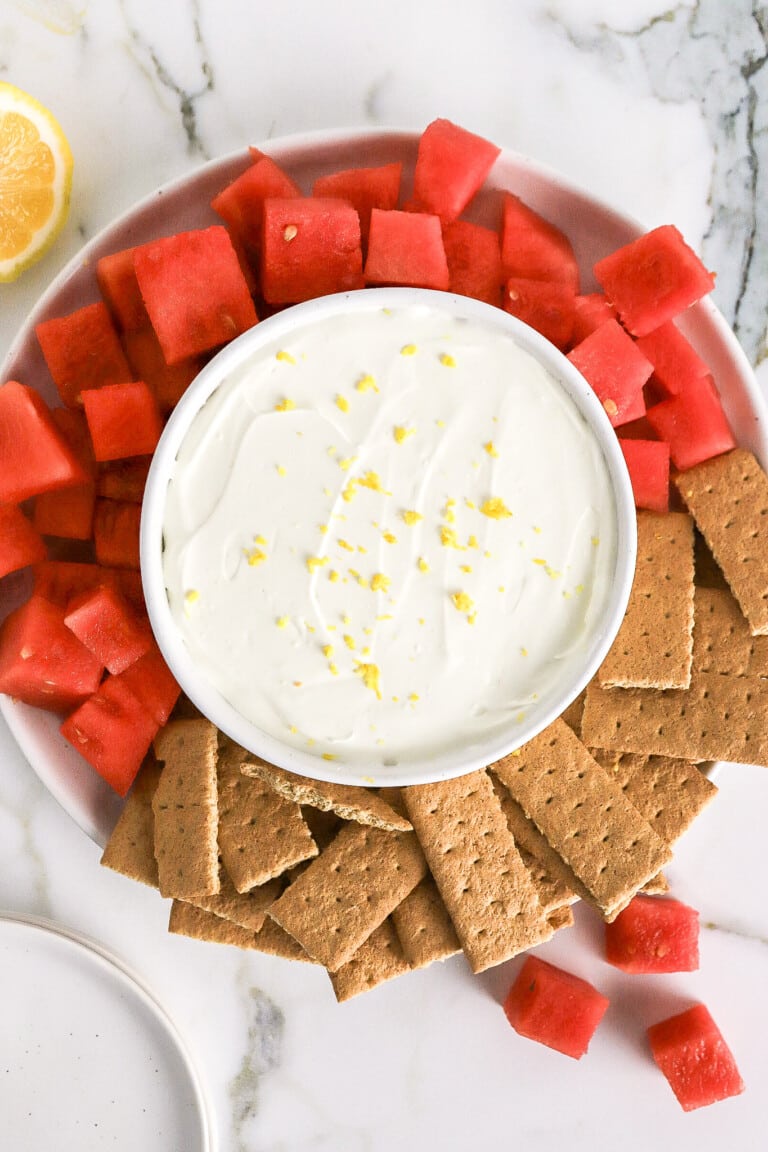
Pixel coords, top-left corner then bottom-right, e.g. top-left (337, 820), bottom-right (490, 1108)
top-left (641, 872), bottom-right (670, 895)
top-left (402, 770), bottom-right (554, 973)
top-left (329, 919), bottom-right (412, 1002)
top-left (598, 511), bottom-right (695, 689)
top-left (583, 587), bottom-right (768, 765)
top-left (187, 872), bottom-right (281, 933)
top-left (241, 758), bottom-right (411, 832)
top-left (492, 720), bottom-right (671, 919)
top-left (590, 749), bottom-right (717, 845)
top-left (100, 759), bottom-right (161, 888)
top-left (560, 690), bottom-right (586, 736)
top-left (168, 899), bottom-right (316, 961)
top-left (391, 876), bottom-right (462, 969)
top-left (249, 916), bottom-right (317, 963)
top-left (217, 738), bottom-right (317, 892)
top-left (676, 448), bottom-right (768, 635)
top-left (152, 719), bottom-right (220, 900)
top-left (267, 821), bottom-right (427, 971)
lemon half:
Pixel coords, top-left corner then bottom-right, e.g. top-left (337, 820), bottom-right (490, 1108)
top-left (0, 82), bottom-right (73, 282)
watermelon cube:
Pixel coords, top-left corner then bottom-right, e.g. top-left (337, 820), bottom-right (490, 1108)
top-left (64, 584), bottom-right (153, 675)
top-left (0, 504), bottom-right (48, 579)
top-left (312, 162), bottom-right (402, 244)
top-left (567, 320), bottom-right (653, 428)
top-left (646, 376), bottom-right (736, 471)
top-left (0, 595), bottom-right (104, 712)
top-left (572, 293), bottom-right (617, 345)
top-left (134, 225), bottom-right (258, 364)
top-left (605, 894), bottom-right (699, 973)
top-left (504, 277), bottom-right (576, 351)
top-left (32, 561), bottom-right (145, 613)
top-left (503, 956), bottom-right (609, 1059)
top-left (442, 220), bottom-right (503, 306)
top-left (635, 321), bottom-right (711, 398)
top-left (364, 209), bottom-right (449, 290)
top-left (501, 193), bottom-right (580, 291)
top-left (648, 1004), bottom-right (744, 1111)
top-left (96, 246), bottom-right (148, 333)
top-left (122, 326), bottom-right (201, 413)
top-left (36, 302), bottom-right (134, 408)
top-left (113, 641), bottom-right (181, 724)
top-left (0, 381), bottom-right (89, 504)
top-left (93, 500), bottom-right (142, 569)
top-left (261, 197), bottom-right (364, 303)
top-left (594, 225), bottom-right (715, 337)
top-left (212, 154), bottom-right (302, 255)
top-left (619, 439), bottom-right (671, 513)
top-left (412, 118), bottom-right (500, 223)
top-left (96, 458), bottom-right (151, 504)
top-left (33, 408), bottom-right (97, 540)
top-left (82, 380), bottom-right (163, 462)
top-left (60, 675), bottom-right (159, 796)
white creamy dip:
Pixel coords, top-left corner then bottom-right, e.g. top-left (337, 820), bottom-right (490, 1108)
top-left (162, 301), bottom-right (618, 766)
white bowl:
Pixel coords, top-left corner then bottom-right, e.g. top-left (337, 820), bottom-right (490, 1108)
top-left (1, 127), bottom-right (764, 843)
top-left (141, 287), bottom-right (637, 788)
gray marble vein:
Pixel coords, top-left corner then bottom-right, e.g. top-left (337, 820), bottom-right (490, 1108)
top-left (548, 0), bottom-right (768, 367)
top-left (704, 918), bottom-right (768, 948)
top-left (228, 973), bottom-right (284, 1151)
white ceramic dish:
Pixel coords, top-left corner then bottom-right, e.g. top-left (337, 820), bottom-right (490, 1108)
top-left (0, 128), bottom-right (765, 845)
top-left (141, 286), bottom-right (636, 787)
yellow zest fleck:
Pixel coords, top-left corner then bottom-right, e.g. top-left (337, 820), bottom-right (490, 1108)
top-left (319, 524), bottom-right (328, 535)
top-left (289, 725), bottom-right (297, 734)
top-left (417, 557), bottom-right (429, 573)
top-left (363, 627), bottom-right (373, 636)
top-left (480, 497), bottom-right (512, 519)
top-left (329, 569), bottom-right (339, 583)
top-left (343, 634), bottom-right (356, 651)
top-left (409, 692), bottom-right (420, 702)
top-left (359, 470), bottom-right (391, 495)
top-left (327, 445), bottom-right (337, 457)
top-left (393, 425), bottom-right (415, 444)
top-left (354, 661), bottom-right (382, 699)
top-left (451, 590), bottom-right (474, 614)
top-left (338, 539), bottom-right (354, 552)
top-left (460, 564), bottom-right (472, 574)
top-left (357, 545), bottom-right (367, 554)
top-left (370, 572), bottom-right (390, 593)
top-left (563, 590), bottom-right (572, 599)
top-left (402, 509), bottom-right (422, 526)
top-left (382, 530), bottom-right (397, 544)
top-left (516, 711), bottom-right (526, 723)
top-left (276, 465), bottom-right (287, 476)
top-left (545, 565), bottom-right (561, 579)
top-left (440, 525), bottom-right (466, 550)
top-left (484, 550), bottom-right (492, 559)
top-left (362, 645), bottom-right (371, 656)
top-left (322, 753), bottom-right (336, 761)
top-left (335, 394), bottom-right (349, 413)
top-left (400, 344), bottom-right (417, 356)
top-left (465, 498), bottom-right (476, 510)
top-left (468, 612), bottom-right (477, 626)
top-left (283, 224), bottom-right (298, 242)
top-left (521, 646), bottom-right (528, 657)
top-left (439, 352), bottom-right (456, 367)
top-left (276, 616), bottom-right (289, 629)
top-left (436, 419), bottom-right (446, 429)
top-left (275, 350), bottom-right (295, 365)
top-left (342, 479), bottom-right (358, 503)
top-left (293, 681), bottom-right (302, 687)
top-left (307, 738), bottom-right (315, 747)
top-left (377, 613), bottom-right (393, 621)
top-left (443, 498), bottom-right (456, 524)
top-left (306, 555), bottom-right (329, 574)
top-left (329, 663), bottom-right (339, 676)
top-left (322, 644), bottom-right (334, 659)
top-left (499, 585), bottom-right (506, 593)
top-left (575, 583), bottom-right (584, 595)
top-left (275, 397), bottom-right (295, 412)
top-left (392, 696), bottom-right (400, 703)
top-left (418, 617), bottom-right (425, 626)
top-left (467, 534), bottom-right (479, 549)
top-left (533, 557), bottom-right (547, 566)
top-left (338, 456), bottom-right (356, 471)
top-left (355, 373), bottom-right (378, 393)
top-left (244, 547), bottom-right (267, 566)
top-left (591, 536), bottom-right (600, 547)
top-left (342, 613), bottom-right (351, 625)
top-left (348, 569), bottom-right (369, 588)
top-left (184, 589), bottom-right (199, 605)
top-left (484, 440), bottom-right (498, 458)
top-left (533, 525), bottom-right (542, 535)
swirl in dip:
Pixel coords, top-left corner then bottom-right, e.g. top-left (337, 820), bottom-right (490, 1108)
top-left (161, 297), bottom-right (619, 769)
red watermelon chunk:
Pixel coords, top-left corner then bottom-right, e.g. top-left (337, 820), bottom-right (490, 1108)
top-left (212, 155), bottom-right (302, 255)
top-left (82, 380), bottom-right (163, 462)
top-left (36, 302), bottom-right (134, 408)
top-left (567, 320), bottom-right (653, 428)
top-left (594, 225), bottom-right (715, 337)
top-left (572, 293), bottom-right (617, 345)
top-left (113, 641), bottom-right (181, 725)
top-left (64, 584), bottom-right (153, 675)
top-left (32, 560), bottom-right (145, 613)
top-left (0, 382), bottom-right (89, 504)
top-left (312, 163), bottom-right (402, 244)
top-left (648, 1004), bottom-right (744, 1111)
top-left (93, 500), bottom-right (142, 569)
top-left (134, 225), bottom-right (258, 364)
top-left (501, 193), bottom-right (580, 291)
top-left (619, 439), bottom-right (670, 513)
top-left (96, 247), bottom-right (148, 333)
top-left (504, 277), bottom-right (575, 350)
top-left (60, 675), bottom-right (159, 796)
top-left (96, 458), bottom-right (151, 504)
top-left (0, 595), bottom-right (104, 712)
top-left (503, 956), bottom-right (609, 1059)
top-left (0, 504), bottom-right (48, 579)
top-left (122, 326), bottom-right (201, 414)
top-left (262, 197), bottom-right (364, 303)
top-left (605, 894), bottom-right (699, 973)
top-left (646, 376), bottom-right (735, 470)
top-left (364, 209), bottom-right (449, 290)
top-left (412, 118), bottom-right (500, 223)
top-left (33, 408), bottom-right (97, 539)
top-left (635, 321), bottom-right (711, 398)
top-left (442, 220), bottom-right (503, 306)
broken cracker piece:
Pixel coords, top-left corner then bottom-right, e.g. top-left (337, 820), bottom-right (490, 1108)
top-left (187, 871), bottom-right (281, 933)
top-left (329, 919), bottom-right (412, 1002)
top-left (391, 876), bottom-right (462, 970)
top-left (100, 759), bottom-right (161, 888)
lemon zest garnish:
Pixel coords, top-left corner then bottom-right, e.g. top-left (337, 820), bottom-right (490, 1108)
top-left (184, 589), bottom-right (199, 604)
top-left (479, 497), bottom-right (512, 519)
top-left (393, 425), bottom-right (415, 444)
top-left (338, 456), bottom-right (356, 471)
top-left (451, 591), bottom-right (474, 613)
top-left (400, 344), bottom-right (417, 356)
top-left (244, 547), bottom-right (267, 566)
top-left (322, 753), bottom-right (336, 761)
top-left (342, 480), bottom-right (358, 503)
top-left (306, 555), bottom-right (329, 573)
top-left (328, 569), bottom-right (339, 583)
top-left (275, 397), bottom-right (295, 412)
top-left (533, 525), bottom-right (542, 534)
top-left (276, 615), bottom-right (289, 628)
top-left (377, 614), bottom-right (393, 621)
top-left (533, 557), bottom-right (547, 566)
top-left (348, 569), bottom-right (369, 588)
top-left (417, 557), bottom-right (429, 573)
top-left (335, 394), bottom-right (349, 412)
top-left (342, 613), bottom-right (351, 625)
top-left (465, 498), bottom-right (476, 510)
top-left (329, 663), bottom-right (339, 676)
top-left (439, 352), bottom-right (456, 367)
top-left (468, 612), bottom-right (477, 625)
top-left (521, 646), bottom-right (528, 657)
top-left (591, 536), bottom-right (600, 547)
top-left (443, 499), bottom-right (456, 524)
top-left (440, 525), bottom-right (466, 550)
top-left (467, 534), bottom-right (479, 549)
top-left (370, 572), bottom-right (390, 593)
top-left (354, 661), bottom-right (382, 698)
top-left (276, 350), bottom-right (295, 364)
top-left (322, 644), bottom-right (334, 658)
top-left (355, 373), bottom-right (378, 393)
top-left (460, 564), bottom-right (472, 573)
top-left (276, 465), bottom-right (287, 476)
top-left (402, 510), bottom-right (422, 526)
top-left (484, 440), bottom-right (498, 458)
top-left (343, 634), bottom-right (356, 650)
top-left (338, 539), bottom-right (354, 552)
top-left (358, 470), bottom-right (391, 495)
top-left (409, 692), bottom-right (420, 702)
top-left (382, 530), bottom-right (398, 544)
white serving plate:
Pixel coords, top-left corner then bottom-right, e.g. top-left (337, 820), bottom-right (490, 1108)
top-left (1, 128), bottom-right (764, 846)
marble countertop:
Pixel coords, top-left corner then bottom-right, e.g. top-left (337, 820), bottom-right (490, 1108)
top-left (1, 1), bottom-right (767, 1148)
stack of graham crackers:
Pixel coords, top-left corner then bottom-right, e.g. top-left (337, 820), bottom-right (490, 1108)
top-left (102, 448), bottom-right (768, 1002)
